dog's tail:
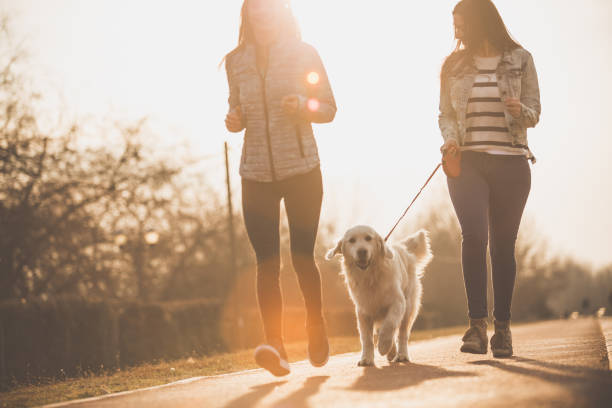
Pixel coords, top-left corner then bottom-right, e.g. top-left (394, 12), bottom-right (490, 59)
top-left (402, 229), bottom-right (433, 272)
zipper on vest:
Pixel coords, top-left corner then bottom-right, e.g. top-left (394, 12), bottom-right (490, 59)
top-left (260, 74), bottom-right (277, 181)
top-left (295, 124), bottom-right (305, 158)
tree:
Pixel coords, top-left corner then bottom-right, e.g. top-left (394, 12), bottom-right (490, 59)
top-left (0, 16), bottom-right (244, 301)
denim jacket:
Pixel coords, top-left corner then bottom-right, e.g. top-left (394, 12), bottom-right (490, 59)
top-left (225, 39), bottom-right (336, 182)
top-left (439, 47), bottom-right (541, 161)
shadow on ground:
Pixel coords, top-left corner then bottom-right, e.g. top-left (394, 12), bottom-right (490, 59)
top-left (223, 376), bottom-right (329, 408)
top-left (223, 381), bottom-right (288, 408)
top-left (470, 356), bottom-right (612, 408)
top-left (349, 362), bottom-right (477, 392)
top-left (271, 376), bottom-right (329, 408)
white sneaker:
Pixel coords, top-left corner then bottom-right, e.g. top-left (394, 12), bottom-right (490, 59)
top-left (254, 344), bottom-right (290, 377)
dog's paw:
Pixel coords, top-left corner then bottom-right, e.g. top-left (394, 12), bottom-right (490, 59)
top-left (357, 359), bottom-right (375, 367)
top-left (377, 331), bottom-right (394, 356)
top-left (392, 354), bottom-right (410, 364)
top-left (386, 343), bottom-right (397, 362)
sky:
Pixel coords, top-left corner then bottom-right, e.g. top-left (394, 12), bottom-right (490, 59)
top-left (1, 0), bottom-right (611, 269)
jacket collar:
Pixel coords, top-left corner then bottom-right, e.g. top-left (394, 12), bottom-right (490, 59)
top-left (240, 38), bottom-right (295, 68)
top-left (463, 48), bottom-right (516, 73)
top-left (500, 48), bottom-right (516, 65)
top-left (242, 37), bottom-right (295, 54)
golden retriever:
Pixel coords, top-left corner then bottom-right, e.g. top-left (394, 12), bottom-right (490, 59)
top-left (326, 226), bottom-right (432, 366)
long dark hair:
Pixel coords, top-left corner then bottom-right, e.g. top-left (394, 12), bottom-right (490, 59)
top-left (442, 0), bottom-right (521, 79)
top-left (222, 0), bottom-right (301, 66)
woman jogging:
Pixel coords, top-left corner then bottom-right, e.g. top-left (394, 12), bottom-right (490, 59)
top-left (223, 0), bottom-right (336, 376)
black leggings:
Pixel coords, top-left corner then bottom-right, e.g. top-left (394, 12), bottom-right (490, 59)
top-left (448, 151), bottom-right (531, 321)
top-left (242, 168), bottom-right (324, 342)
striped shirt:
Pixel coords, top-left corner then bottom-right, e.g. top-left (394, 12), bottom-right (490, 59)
top-left (463, 56), bottom-right (527, 156)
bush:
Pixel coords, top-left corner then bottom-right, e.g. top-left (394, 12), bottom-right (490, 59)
top-left (0, 298), bottom-right (223, 387)
top-left (0, 298), bottom-right (118, 385)
top-left (119, 300), bottom-right (224, 367)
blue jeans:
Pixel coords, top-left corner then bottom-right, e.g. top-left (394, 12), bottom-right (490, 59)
top-left (448, 151), bottom-right (531, 321)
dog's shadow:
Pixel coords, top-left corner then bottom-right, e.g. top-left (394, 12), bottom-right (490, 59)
top-left (349, 361), bottom-right (476, 392)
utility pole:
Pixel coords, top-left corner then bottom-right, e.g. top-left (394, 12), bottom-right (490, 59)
top-left (224, 142), bottom-right (243, 348)
top-left (134, 221), bottom-right (145, 300)
top-left (224, 141), bottom-right (237, 280)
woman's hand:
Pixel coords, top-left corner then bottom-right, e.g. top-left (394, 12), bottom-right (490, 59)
top-left (225, 106), bottom-right (244, 133)
top-left (281, 94), bottom-right (300, 116)
top-left (440, 139), bottom-right (459, 155)
top-left (505, 98), bottom-right (522, 118)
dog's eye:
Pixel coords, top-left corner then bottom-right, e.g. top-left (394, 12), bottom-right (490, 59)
top-left (365, 236), bottom-right (372, 242)
top-left (349, 238), bottom-right (356, 244)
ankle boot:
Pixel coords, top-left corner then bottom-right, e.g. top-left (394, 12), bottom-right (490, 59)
top-left (460, 318), bottom-right (488, 354)
top-left (491, 320), bottom-right (513, 358)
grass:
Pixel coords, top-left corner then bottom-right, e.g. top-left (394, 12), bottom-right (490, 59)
top-left (0, 326), bottom-right (463, 408)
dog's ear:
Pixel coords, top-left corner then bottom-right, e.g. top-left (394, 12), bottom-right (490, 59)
top-left (378, 235), bottom-right (394, 260)
top-left (325, 239), bottom-right (343, 260)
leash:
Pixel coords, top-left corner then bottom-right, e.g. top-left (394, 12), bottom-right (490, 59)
top-left (383, 162), bottom-right (442, 242)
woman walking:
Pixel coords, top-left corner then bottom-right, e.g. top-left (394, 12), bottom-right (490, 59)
top-left (223, 0), bottom-right (336, 376)
top-left (439, 0), bottom-right (541, 357)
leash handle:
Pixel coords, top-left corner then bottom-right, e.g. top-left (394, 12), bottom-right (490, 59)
top-left (384, 162), bottom-right (442, 242)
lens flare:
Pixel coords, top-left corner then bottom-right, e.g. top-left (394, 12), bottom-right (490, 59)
top-left (307, 71), bottom-right (320, 85)
top-left (307, 98), bottom-right (320, 112)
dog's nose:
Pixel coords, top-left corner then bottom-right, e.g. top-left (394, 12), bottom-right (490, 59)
top-left (357, 248), bottom-right (368, 259)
